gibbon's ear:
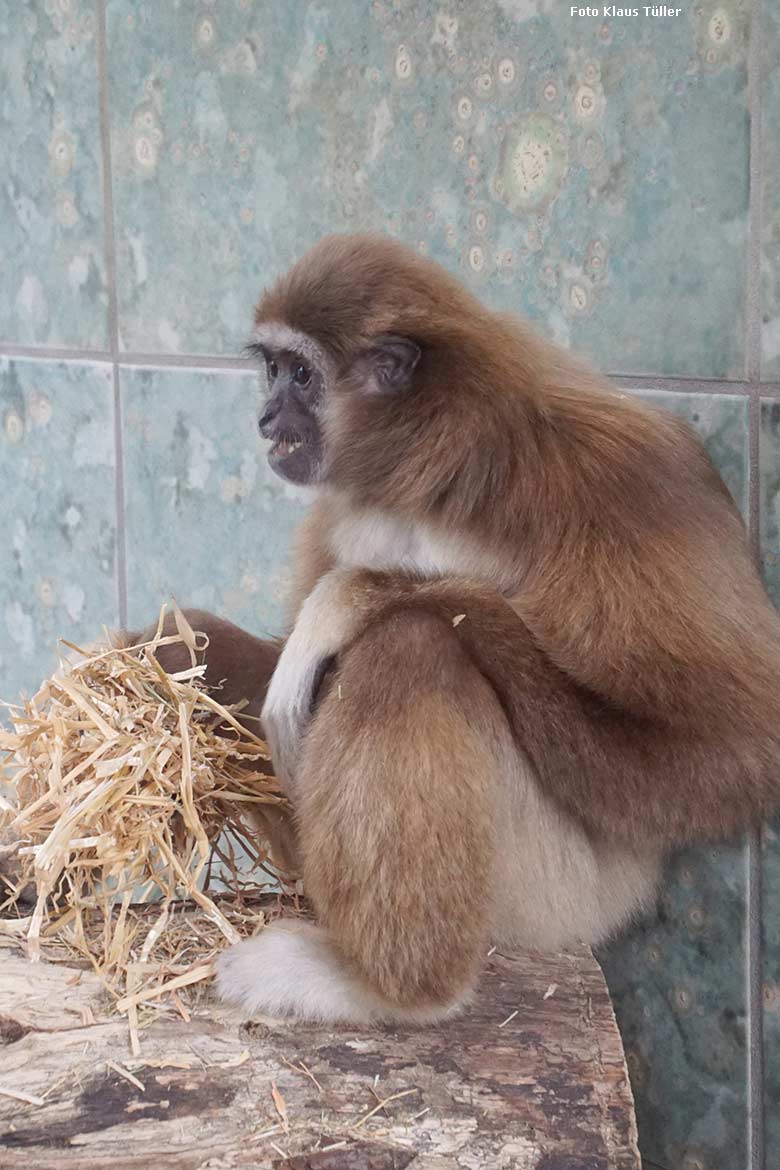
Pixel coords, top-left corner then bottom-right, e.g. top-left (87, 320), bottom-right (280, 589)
top-left (357, 335), bottom-right (421, 395)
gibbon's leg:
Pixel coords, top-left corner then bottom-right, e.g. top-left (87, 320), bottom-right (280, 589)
top-left (218, 604), bottom-right (662, 1023)
top-left (489, 759), bottom-right (661, 953)
top-left (217, 609), bottom-right (510, 1024)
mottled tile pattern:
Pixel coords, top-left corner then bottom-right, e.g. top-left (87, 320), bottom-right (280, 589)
top-left (600, 388), bottom-right (749, 1170)
top-left (0, 358), bottom-right (117, 706)
top-left (0, 2), bottom-right (108, 349)
top-left (121, 365), bottom-right (307, 635)
top-left (761, 399), bottom-right (780, 605)
top-left (761, 0), bottom-right (780, 377)
top-left (762, 815), bottom-right (780, 1170)
top-left (600, 846), bottom-right (748, 1170)
top-left (107, 0), bottom-right (748, 376)
top-left (759, 399), bottom-right (780, 1166)
top-left (0, 0), bottom-right (775, 1164)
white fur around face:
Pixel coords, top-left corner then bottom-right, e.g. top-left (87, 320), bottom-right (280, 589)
top-left (216, 921), bottom-right (465, 1025)
top-left (252, 322), bottom-right (336, 385)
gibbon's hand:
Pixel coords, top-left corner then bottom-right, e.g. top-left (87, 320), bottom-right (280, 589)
top-left (261, 568), bottom-right (365, 792)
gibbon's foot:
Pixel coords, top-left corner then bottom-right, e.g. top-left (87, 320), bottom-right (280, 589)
top-left (215, 922), bottom-right (467, 1026)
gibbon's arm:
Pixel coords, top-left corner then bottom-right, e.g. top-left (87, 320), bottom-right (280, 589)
top-left (262, 567), bottom-right (778, 847)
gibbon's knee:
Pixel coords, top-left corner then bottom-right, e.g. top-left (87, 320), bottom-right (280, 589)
top-left (294, 609), bottom-right (512, 1012)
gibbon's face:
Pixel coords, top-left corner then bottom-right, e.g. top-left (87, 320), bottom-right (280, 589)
top-left (256, 348), bottom-right (325, 486)
top-left (253, 333), bottom-right (421, 488)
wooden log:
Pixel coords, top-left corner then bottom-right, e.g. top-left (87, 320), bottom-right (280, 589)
top-left (0, 943), bottom-right (640, 1169)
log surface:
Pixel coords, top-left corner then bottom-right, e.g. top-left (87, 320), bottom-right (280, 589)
top-left (0, 944), bottom-right (640, 1169)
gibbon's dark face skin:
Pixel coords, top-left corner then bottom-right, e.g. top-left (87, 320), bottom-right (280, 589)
top-left (256, 349), bottom-right (325, 485)
top-left (254, 333), bottom-right (421, 487)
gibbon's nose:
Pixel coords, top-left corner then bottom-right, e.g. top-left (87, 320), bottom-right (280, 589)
top-left (258, 403), bottom-right (279, 435)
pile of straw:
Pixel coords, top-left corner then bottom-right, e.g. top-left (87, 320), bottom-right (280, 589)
top-left (0, 605), bottom-right (295, 1039)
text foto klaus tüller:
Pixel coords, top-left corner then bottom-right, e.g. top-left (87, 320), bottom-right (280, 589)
top-left (570, 5), bottom-right (683, 16)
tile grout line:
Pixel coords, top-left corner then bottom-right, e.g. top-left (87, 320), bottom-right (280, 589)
top-left (610, 374), bottom-right (756, 396)
top-left (95, 0), bottom-right (127, 631)
top-left (746, 0), bottom-right (766, 1160)
top-left (0, 344), bottom-right (112, 363)
top-left (4, 341), bottom-right (779, 395)
top-left (97, 350), bottom-right (257, 371)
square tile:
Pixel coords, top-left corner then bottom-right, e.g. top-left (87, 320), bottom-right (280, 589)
top-left (0, 357), bottom-right (117, 705)
top-left (107, 1), bottom-right (748, 376)
top-left (0, 2), bottom-right (108, 349)
top-left (600, 387), bottom-right (750, 1170)
top-left (761, 0), bottom-right (780, 378)
top-left (121, 364), bottom-right (308, 636)
top-left (758, 396), bottom-right (780, 1165)
top-left (600, 845), bottom-right (748, 1170)
top-left (760, 398), bottom-right (780, 604)
top-left (761, 815), bottom-right (780, 1169)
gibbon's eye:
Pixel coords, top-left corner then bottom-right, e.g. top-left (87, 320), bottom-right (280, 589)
top-left (293, 363), bottom-right (311, 387)
top-left (267, 359), bottom-right (278, 381)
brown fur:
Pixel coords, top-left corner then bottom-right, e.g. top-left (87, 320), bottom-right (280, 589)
top-left (297, 610), bottom-right (498, 1006)
top-left (127, 610), bottom-right (282, 722)
top-left (257, 233), bottom-right (780, 847)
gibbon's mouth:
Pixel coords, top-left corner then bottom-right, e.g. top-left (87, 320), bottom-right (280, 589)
top-left (267, 431), bottom-right (320, 485)
top-left (270, 436), bottom-right (305, 459)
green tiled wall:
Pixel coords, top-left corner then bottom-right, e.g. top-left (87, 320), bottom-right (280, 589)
top-left (0, 4), bottom-right (775, 1166)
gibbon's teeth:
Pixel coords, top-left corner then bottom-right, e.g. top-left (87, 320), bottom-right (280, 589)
top-left (273, 439), bottom-right (303, 457)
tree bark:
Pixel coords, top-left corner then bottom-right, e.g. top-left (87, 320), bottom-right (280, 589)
top-left (0, 942), bottom-right (640, 1169)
